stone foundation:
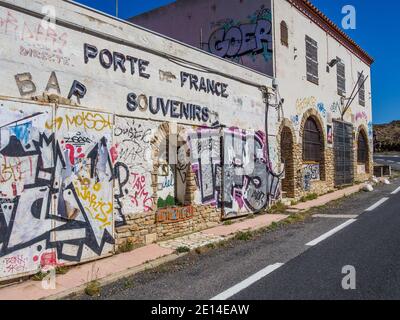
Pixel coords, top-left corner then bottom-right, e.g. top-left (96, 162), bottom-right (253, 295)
top-left (278, 114), bottom-right (373, 201)
top-left (115, 205), bottom-right (220, 246)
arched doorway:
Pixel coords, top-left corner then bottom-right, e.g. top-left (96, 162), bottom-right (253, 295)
top-left (299, 109), bottom-right (327, 191)
top-left (280, 126), bottom-right (295, 198)
top-left (357, 127), bottom-right (370, 174)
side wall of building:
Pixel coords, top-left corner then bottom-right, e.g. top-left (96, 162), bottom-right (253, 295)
top-left (273, 0), bottom-right (373, 198)
top-left (131, 0), bottom-right (275, 76)
top-left (131, 0), bottom-right (374, 200)
top-left (0, 0), bottom-right (280, 281)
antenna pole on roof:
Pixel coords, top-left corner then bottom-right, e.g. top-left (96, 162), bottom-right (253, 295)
top-left (116, 0), bottom-right (118, 18)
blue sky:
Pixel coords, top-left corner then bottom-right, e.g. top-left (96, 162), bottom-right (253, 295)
top-left (73, 0), bottom-right (175, 18)
top-left (74, 0), bottom-right (398, 124)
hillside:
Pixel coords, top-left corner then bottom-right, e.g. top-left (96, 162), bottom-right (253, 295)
top-left (374, 120), bottom-right (400, 152)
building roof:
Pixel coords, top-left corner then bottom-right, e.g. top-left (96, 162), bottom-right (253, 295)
top-left (293, 0), bottom-right (373, 65)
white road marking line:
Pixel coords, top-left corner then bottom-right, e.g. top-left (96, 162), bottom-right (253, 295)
top-left (365, 197), bottom-right (389, 212)
top-left (388, 160), bottom-right (395, 163)
top-left (391, 186), bottom-right (400, 195)
top-left (210, 263), bottom-right (284, 300)
top-left (313, 214), bottom-right (358, 219)
top-left (306, 219), bottom-right (357, 246)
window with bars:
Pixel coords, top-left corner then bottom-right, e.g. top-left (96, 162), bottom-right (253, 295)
top-left (305, 35), bottom-right (319, 85)
top-left (303, 117), bottom-right (322, 162)
top-left (357, 133), bottom-right (367, 163)
top-left (280, 21), bottom-right (288, 47)
top-left (358, 72), bottom-right (366, 106)
top-left (337, 58), bottom-right (346, 96)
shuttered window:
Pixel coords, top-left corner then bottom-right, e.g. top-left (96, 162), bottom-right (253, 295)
top-left (357, 133), bottom-right (367, 163)
top-left (358, 72), bottom-right (366, 106)
top-left (280, 21), bottom-right (288, 47)
top-left (306, 35), bottom-right (319, 85)
top-left (337, 59), bottom-right (346, 96)
top-left (303, 117), bottom-right (322, 162)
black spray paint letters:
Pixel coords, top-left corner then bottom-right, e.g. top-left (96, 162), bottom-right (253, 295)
top-left (14, 72), bottom-right (87, 103)
top-left (127, 93), bottom-right (210, 123)
top-left (84, 43), bottom-right (150, 79)
top-left (180, 72), bottom-right (229, 98)
top-left (209, 19), bottom-right (272, 59)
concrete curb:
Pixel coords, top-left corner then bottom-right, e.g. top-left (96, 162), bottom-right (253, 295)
top-left (44, 222), bottom-right (279, 300)
top-left (44, 253), bottom-right (186, 300)
top-left (44, 231), bottom-right (254, 300)
top-left (288, 183), bottom-right (365, 212)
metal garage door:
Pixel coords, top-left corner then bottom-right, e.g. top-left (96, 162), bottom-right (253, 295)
top-left (334, 120), bottom-right (354, 186)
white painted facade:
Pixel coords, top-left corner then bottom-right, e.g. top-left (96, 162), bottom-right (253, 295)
top-left (272, 0), bottom-right (373, 143)
top-left (0, 0), bottom-right (273, 130)
top-left (0, 0), bottom-right (282, 281)
top-left (0, 0), bottom-right (374, 282)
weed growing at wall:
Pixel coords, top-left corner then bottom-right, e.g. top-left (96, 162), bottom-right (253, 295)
top-left (269, 201), bottom-right (288, 214)
top-left (157, 195), bottom-right (176, 208)
top-left (55, 266), bottom-right (70, 275)
top-left (175, 246), bottom-right (190, 254)
top-left (117, 239), bottom-right (135, 253)
top-left (85, 280), bottom-right (101, 297)
top-left (31, 270), bottom-right (51, 281)
top-left (234, 231), bottom-right (253, 241)
top-left (300, 193), bottom-right (318, 202)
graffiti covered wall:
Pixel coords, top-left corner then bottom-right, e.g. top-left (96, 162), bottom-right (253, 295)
top-left (188, 127), bottom-right (281, 218)
top-left (130, 0), bottom-right (274, 76)
top-left (0, 101), bottom-right (115, 279)
top-left (113, 117), bottom-right (155, 226)
top-left (0, 0), bottom-right (281, 281)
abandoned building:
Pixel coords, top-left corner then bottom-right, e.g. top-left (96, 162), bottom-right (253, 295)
top-left (0, 0), bottom-right (373, 281)
top-left (131, 0), bottom-right (374, 198)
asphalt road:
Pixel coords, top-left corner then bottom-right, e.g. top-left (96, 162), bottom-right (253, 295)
top-left (374, 153), bottom-right (400, 171)
top-left (233, 185), bottom-right (400, 300)
top-left (74, 178), bottom-right (400, 300)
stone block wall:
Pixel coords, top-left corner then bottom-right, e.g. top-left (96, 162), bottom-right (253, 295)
top-left (354, 125), bottom-right (373, 183)
top-left (115, 205), bottom-right (220, 246)
top-left (278, 112), bottom-right (372, 201)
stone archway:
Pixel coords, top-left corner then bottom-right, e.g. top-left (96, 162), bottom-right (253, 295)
top-left (277, 119), bottom-right (296, 198)
top-left (355, 125), bottom-right (371, 175)
top-left (150, 122), bottom-right (173, 209)
top-left (150, 122), bottom-right (195, 209)
top-left (299, 108), bottom-right (327, 182)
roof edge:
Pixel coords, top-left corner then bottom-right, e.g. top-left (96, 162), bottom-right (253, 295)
top-left (291, 0), bottom-right (374, 65)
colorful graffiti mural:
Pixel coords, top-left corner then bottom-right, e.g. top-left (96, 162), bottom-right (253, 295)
top-left (0, 101), bottom-right (282, 280)
top-left (355, 111), bottom-right (368, 123)
top-left (113, 117), bottom-right (155, 226)
top-left (208, 5), bottom-right (273, 64)
top-left (156, 206), bottom-right (193, 224)
top-left (188, 127), bottom-right (280, 218)
top-left (0, 101), bottom-right (114, 279)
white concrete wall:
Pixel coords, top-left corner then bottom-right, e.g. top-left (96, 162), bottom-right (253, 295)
top-left (0, 0), bottom-right (281, 281)
top-left (0, 0), bottom-right (272, 131)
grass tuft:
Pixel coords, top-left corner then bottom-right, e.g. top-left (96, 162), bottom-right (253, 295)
top-left (234, 231), bottom-right (253, 241)
top-left (31, 271), bottom-right (50, 281)
top-left (123, 278), bottom-right (134, 289)
top-left (85, 280), bottom-right (101, 297)
top-left (300, 193), bottom-right (318, 203)
top-left (117, 239), bottom-right (135, 253)
top-left (269, 201), bottom-right (288, 214)
top-left (55, 266), bottom-right (69, 275)
top-left (175, 246), bottom-right (190, 254)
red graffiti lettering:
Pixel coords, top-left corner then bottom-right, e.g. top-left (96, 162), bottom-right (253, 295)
top-left (130, 173), bottom-right (153, 212)
top-left (40, 252), bottom-right (57, 267)
top-left (3, 255), bottom-right (26, 274)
